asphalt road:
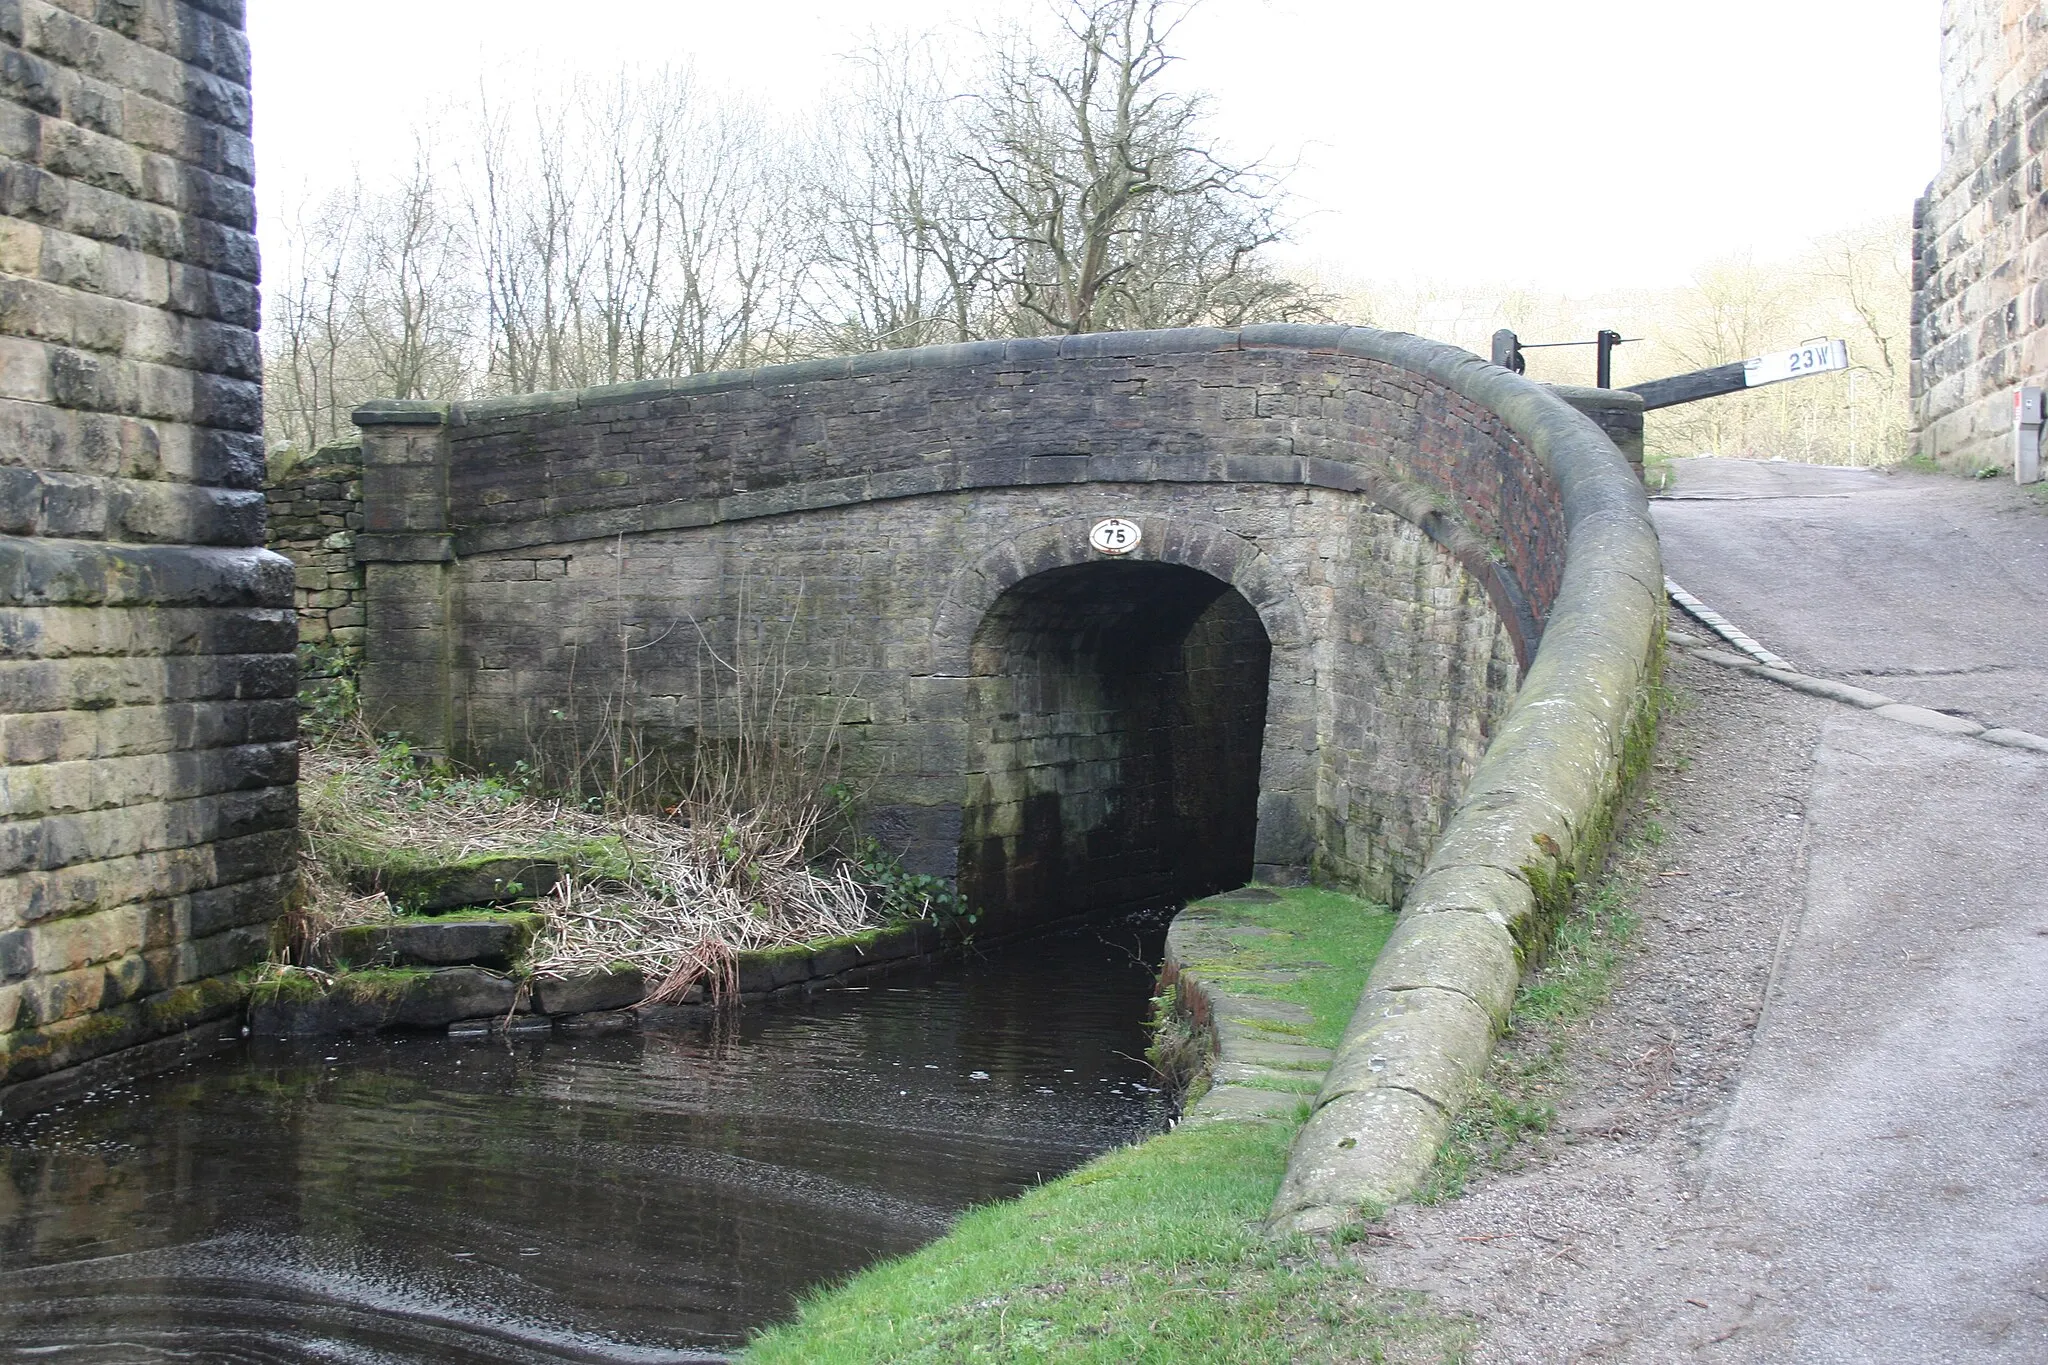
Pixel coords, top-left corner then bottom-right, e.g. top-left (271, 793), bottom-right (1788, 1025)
top-left (1654, 458), bottom-right (2048, 734)
top-left (1376, 460), bottom-right (2048, 1362)
top-left (1656, 460), bottom-right (2048, 1361)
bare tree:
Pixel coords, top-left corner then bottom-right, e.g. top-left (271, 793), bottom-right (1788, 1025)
top-left (263, 186), bottom-right (363, 453)
top-left (798, 38), bottom-right (1002, 351)
top-left (965, 0), bottom-right (1314, 334)
top-left (260, 2), bottom-right (1325, 451)
top-left (353, 145), bottom-right (473, 401)
top-left (466, 69), bottom-right (805, 392)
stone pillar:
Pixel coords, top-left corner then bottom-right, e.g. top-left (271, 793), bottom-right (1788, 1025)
top-left (1912, 0), bottom-right (2048, 472)
top-left (0, 1), bottom-right (297, 1112)
top-left (354, 402), bottom-right (456, 758)
top-left (1547, 384), bottom-right (1645, 481)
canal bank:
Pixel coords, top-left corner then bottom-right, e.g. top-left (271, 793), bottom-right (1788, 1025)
top-left (742, 884), bottom-right (1444, 1364)
top-left (0, 921), bottom-right (1174, 1360)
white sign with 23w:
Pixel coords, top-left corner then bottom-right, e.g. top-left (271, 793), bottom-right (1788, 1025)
top-left (1744, 338), bottom-right (1849, 389)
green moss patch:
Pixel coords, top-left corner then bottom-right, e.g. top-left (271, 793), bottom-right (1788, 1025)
top-left (1179, 887), bottom-right (1398, 1049)
top-left (247, 965), bottom-right (433, 1007)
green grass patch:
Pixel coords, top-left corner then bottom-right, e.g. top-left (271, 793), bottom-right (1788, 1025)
top-left (744, 1119), bottom-right (1467, 1364)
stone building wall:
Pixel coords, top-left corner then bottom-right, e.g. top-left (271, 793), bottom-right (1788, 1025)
top-left (264, 440), bottom-right (364, 679)
top-left (1913, 0), bottom-right (2048, 471)
top-left (0, 0), bottom-right (294, 1105)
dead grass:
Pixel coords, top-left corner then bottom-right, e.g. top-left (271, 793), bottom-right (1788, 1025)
top-left (293, 721), bottom-right (891, 1002)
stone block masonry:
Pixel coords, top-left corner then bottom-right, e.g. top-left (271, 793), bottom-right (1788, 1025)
top-left (265, 440), bottom-right (364, 677)
top-left (1912, 0), bottom-right (2048, 471)
top-left (0, 0), bottom-right (295, 1107)
top-left (353, 328), bottom-right (1572, 925)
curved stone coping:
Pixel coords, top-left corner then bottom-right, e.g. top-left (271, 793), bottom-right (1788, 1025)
top-left (1265, 337), bottom-right (1664, 1235)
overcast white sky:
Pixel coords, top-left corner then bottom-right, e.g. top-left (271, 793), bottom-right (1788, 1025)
top-left (247, 0), bottom-right (1940, 294)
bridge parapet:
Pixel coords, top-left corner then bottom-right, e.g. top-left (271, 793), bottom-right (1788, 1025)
top-left (349, 324), bottom-right (1656, 1009)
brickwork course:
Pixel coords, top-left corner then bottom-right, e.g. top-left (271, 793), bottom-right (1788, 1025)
top-left (1914, 0), bottom-right (2048, 471)
top-left (0, 0), bottom-right (296, 1098)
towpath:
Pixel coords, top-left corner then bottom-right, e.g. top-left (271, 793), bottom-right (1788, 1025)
top-left (1368, 459), bottom-right (2048, 1362)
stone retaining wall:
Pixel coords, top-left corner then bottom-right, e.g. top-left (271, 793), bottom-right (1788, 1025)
top-left (264, 439), bottom-right (363, 677)
top-left (1912, 0), bottom-right (2048, 471)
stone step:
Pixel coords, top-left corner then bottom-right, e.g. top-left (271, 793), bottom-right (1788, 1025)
top-left (531, 967), bottom-right (644, 1015)
top-left (310, 914), bottom-right (541, 972)
top-left (347, 858), bottom-right (561, 913)
top-left (248, 967), bottom-right (523, 1037)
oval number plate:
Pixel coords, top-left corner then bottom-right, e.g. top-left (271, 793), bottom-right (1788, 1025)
top-left (1088, 517), bottom-right (1142, 555)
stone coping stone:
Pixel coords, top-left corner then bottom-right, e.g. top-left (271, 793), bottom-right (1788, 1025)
top-left (247, 968), bottom-right (522, 1037)
top-left (644, 919), bottom-right (955, 1014)
top-left (311, 915), bottom-right (541, 972)
top-left (1264, 326), bottom-right (1663, 1236)
top-left (350, 858), bottom-right (560, 913)
top-left (246, 919), bottom-right (965, 1040)
top-left (532, 967), bottom-right (644, 1016)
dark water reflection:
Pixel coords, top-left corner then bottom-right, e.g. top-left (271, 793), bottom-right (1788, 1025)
top-left (0, 919), bottom-right (1170, 1361)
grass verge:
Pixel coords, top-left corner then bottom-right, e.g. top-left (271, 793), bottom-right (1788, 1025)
top-left (1414, 812), bottom-right (1666, 1203)
top-left (744, 886), bottom-right (1464, 1364)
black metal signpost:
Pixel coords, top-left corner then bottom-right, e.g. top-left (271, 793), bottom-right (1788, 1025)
top-left (1489, 329), bottom-right (1850, 409)
top-left (1490, 328), bottom-right (1636, 386)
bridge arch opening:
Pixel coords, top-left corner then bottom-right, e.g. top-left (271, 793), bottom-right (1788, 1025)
top-left (959, 560), bottom-right (1272, 929)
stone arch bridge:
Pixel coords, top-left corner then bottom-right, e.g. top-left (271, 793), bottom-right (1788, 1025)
top-left (352, 324), bottom-right (1636, 934)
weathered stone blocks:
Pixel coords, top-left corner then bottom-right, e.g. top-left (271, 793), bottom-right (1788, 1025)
top-left (0, 0), bottom-right (290, 1106)
top-left (1913, 3), bottom-right (2048, 470)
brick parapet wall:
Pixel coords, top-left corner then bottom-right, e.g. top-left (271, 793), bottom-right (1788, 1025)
top-left (1913, 0), bottom-right (2048, 471)
top-left (0, 0), bottom-right (295, 1102)
top-left (264, 440), bottom-right (364, 675)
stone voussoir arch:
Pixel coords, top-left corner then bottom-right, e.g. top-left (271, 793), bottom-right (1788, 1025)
top-left (932, 510), bottom-right (1324, 892)
top-left (923, 513), bottom-right (1313, 683)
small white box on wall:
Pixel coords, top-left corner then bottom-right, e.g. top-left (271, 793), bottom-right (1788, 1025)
top-left (2014, 387), bottom-right (2044, 484)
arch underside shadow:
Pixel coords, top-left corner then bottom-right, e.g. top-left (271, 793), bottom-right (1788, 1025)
top-left (959, 561), bottom-right (1272, 929)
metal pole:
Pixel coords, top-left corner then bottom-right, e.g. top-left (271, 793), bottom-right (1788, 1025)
top-left (1595, 329), bottom-right (1623, 389)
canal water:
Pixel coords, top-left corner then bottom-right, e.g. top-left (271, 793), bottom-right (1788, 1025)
top-left (0, 917), bottom-right (1171, 1362)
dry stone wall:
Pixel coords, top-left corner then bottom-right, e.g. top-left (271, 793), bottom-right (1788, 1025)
top-left (0, 0), bottom-right (293, 1106)
top-left (1914, 0), bottom-right (2048, 470)
top-left (264, 440), bottom-right (364, 680)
